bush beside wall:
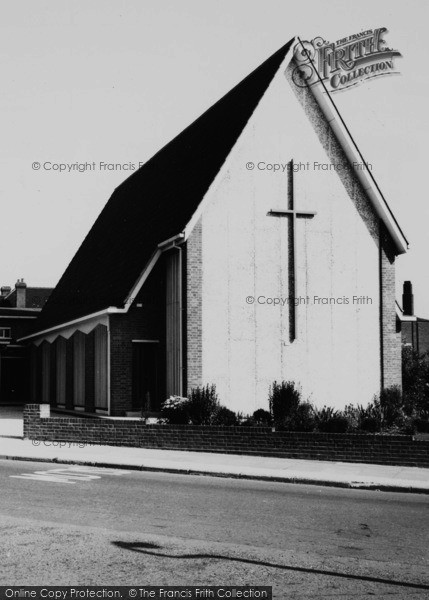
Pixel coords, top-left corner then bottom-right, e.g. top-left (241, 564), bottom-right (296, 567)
top-left (23, 404), bottom-right (429, 468)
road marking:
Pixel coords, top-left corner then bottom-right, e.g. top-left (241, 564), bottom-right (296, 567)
top-left (10, 465), bottom-right (130, 484)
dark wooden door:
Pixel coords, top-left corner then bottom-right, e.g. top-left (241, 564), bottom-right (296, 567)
top-left (132, 342), bottom-right (159, 412)
top-left (0, 356), bottom-right (30, 404)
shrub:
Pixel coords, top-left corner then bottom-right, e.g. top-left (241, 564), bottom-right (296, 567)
top-left (379, 385), bottom-right (404, 427)
top-left (187, 384), bottom-right (220, 425)
top-left (269, 381), bottom-right (301, 428)
top-left (160, 395), bottom-right (190, 424)
top-left (358, 400), bottom-right (382, 432)
top-left (322, 415), bottom-right (349, 433)
top-left (212, 406), bottom-right (238, 426)
top-left (315, 406), bottom-right (349, 433)
top-left (286, 402), bottom-right (316, 432)
top-left (161, 386), bottom-right (238, 426)
top-left (252, 409), bottom-right (272, 426)
top-left (314, 406), bottom-right (337, 427)
top-left (237, 413), bottom-right (255, 426)
top-left (343, 404), bottom-right (360, 430)
top-left (359, 417), bottom-right (381, 433)
top-left (402, 346), bottom-right (429, 422)
top-left (413, 418), bottom-right (429, 433)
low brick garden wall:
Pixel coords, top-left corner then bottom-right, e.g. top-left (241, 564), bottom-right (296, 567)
top-left (23, 404), bottom-right (429, 467)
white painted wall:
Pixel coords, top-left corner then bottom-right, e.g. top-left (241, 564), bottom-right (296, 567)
top-left (198, 62), bottom-right (381, 414)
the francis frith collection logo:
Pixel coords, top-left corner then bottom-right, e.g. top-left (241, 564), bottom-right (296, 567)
top-left (293, 28), bottom-right (402, 92)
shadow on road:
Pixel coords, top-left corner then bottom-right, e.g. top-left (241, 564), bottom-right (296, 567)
top-left (112, 541), bottom-right (429, 591)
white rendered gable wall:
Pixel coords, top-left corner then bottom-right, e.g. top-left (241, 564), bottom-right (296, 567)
top-left (198, 60), bottom-right (381, 413)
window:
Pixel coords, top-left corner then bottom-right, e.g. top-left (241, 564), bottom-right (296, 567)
top-left (0, 328), bottom-right (11, 339)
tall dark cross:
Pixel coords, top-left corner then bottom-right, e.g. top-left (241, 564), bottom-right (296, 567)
top-left (267, 159), bottom-right (316, 341)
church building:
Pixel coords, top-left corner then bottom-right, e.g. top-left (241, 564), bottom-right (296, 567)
top-left (21, 38), bottom-right (408, 416)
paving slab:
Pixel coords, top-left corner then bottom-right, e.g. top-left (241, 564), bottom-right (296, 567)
top-left (0, 435), bottom-right (428, 493)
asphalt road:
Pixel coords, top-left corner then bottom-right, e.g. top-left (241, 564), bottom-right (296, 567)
top-left (0, 459), bottom-right (428, 598)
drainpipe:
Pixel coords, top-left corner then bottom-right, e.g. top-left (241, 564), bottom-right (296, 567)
top-left (107, 316), bottom-right (111, 416)
top-left (175, 245), bottom-right (183, 396)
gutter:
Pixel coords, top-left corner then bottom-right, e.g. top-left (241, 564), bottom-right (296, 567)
top-left (122, 232), bottom-right (185, 308)
top-left (395, 301), bottom-right (417, 322)
top-left (17, 306), bottom-right (127, 343)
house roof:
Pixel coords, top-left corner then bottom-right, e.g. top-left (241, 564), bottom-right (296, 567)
top-left (0, 307), bottom-right (40, 317)
top-left (2, 287), bottom-right (53, 309)
top-left (32, 39), bottom-right (294, 333)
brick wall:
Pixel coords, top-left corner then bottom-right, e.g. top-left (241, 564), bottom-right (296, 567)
top-left (380, 222), bottom-right (402, 389)
top-left (109, 259), bottom-right (166, 415)
top-left (3, 316), bottom-right (39, 343)
top-left (27, 261), bottom-right (166, 417)
top-left (23, 404), bottom-right (429, 468)
top-left (416, 322), bottom-right (429, 354)
top-left (186, 217), bottom-right (203, 392)
top-left (402, 321), bottom-right (429, 356)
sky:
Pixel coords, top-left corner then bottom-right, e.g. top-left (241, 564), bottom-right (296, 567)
top-left (1, 0), bottom-right (428, 313)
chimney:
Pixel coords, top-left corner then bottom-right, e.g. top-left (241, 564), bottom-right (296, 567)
top-left (1, 286), bottom-right (11, 297)
top-left (15, 278), bottom-right (27, 308)
top-left (402, 281), bottom-right (414, 316)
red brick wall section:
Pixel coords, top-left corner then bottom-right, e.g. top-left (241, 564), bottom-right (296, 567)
top-left (186, 217), bottom-right (203, 393)
top-left (402, 322), bottom-right (412, 347)
top-left (416, 322), bottom-right (429, 355)
top-left (30, 258), bottom-right (165, 416)
top-left (109, 315), bottom-right (133, 415)
top-left (1, 316), bottom-right (39, 343)
top-left (23, 404), bottom-right (429, 468)
top-left (402, 321), bottom-right (429, 356)
top-left (380, 222), bottom-right (402, 389)
top-left (109, 259), bottom-right (166, 415)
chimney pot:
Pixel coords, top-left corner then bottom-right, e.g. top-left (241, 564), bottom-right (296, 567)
top-left (403, 280), bottom-right (414, 317)
top-left (15, 278), bottom-right (27, 307)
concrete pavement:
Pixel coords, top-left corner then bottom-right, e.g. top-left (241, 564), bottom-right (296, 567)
top-left (3, 460), bottom-right (428, 593)
top-left (1, 405), bottom-right (428, 493)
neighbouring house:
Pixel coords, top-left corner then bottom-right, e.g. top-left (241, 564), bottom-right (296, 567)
top-left (0, 280), bottom-right (53, 404)
top-left (20, 38), bottom-right (408, 416)
top-left (398, 281), bottom-right (429, 355)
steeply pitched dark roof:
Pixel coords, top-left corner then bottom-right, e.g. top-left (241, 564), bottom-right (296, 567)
top-left (34, 39), bottom-right (294, 333)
